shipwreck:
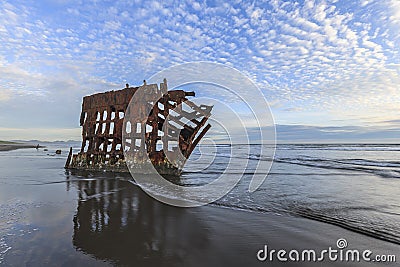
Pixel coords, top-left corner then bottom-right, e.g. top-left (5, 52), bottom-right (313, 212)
top-left (65, 79), bottom-right (213, 176)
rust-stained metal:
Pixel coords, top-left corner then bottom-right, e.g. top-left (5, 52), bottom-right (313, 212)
top-left (65, 147), bottom-right (73, 169)
top-left (66, 79), bottom-right (213, 175)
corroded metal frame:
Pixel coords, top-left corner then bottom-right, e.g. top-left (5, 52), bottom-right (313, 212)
top-left (66, 79), bottom-right (212, 175)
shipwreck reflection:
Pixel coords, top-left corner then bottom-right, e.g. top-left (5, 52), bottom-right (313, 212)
top-left (69, 173), bottom-right (209, 266)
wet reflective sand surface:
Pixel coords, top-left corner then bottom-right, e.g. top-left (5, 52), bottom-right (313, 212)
top-left (0, 146), bottom-right (399, 266)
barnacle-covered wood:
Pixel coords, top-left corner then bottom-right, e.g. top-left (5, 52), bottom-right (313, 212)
top-left (66, 79), bottom-right (212, 175)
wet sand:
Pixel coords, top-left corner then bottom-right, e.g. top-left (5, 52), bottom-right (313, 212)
top-left (3, 175), bottom-right (397, 267)
top-left (191, 206), bottom-right (399, 267)
top-left (0, 142), bottom-right (39, 151)
top-left (0, 147), bottom-right (398, 266)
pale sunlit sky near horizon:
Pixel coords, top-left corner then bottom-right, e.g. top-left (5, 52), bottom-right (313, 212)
top-left (0, 0), bottom-right (399, 142)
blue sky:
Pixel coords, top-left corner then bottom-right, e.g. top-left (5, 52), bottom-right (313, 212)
top-left (0, 0), bottom-right (399, 142)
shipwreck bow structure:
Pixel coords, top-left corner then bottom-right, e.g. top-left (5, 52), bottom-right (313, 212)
top-left (65, 79), bottom-right (213, 175)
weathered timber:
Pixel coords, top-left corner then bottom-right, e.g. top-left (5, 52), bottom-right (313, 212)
top-left (66, 79), bottom-right (212, 175)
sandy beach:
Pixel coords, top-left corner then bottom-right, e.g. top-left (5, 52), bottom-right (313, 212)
top-left (0, 141), bottom-right (41, 152)
top-left (188, 206), bottom-right (399, 267)
top-left (2, 181), bottom-right (398, 267)
top-left (0, 145), bottom-right (398, 266)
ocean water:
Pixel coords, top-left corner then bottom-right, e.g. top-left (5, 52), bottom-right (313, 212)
top-left (184, 143), bottom-right (400, 244)
top-left (0, 143), bottom-right (399, 265)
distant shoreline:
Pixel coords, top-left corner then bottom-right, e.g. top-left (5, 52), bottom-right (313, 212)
top-left (0, 141), bottom-right (43, 152)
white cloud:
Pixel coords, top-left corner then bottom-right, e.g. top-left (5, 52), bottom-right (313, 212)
top-left (0, 0), bottom-right (399, 140)
top-left (360, 0), bottom-right (371, 7)
top-left (192, 1), bottom-right (202, 11)
top-left (314, 1), bottom-right (328, 21)
top-left (0, 89), bottom-right (12, 102)
top-left (104, 20), bottom-right (121, 31)
top-left (388, 0), bottom-right (400, 23)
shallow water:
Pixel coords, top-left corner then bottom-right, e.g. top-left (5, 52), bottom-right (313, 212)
top-left (0, 143), bottom-right (399, 265)
top-left (0, 146), bottom-right (209, 266)
top-left (184, 144), bottom-right (400, 244)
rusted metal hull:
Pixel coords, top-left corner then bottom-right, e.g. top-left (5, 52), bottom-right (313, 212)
top-left (65, 79), bottom-right (212, 176)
